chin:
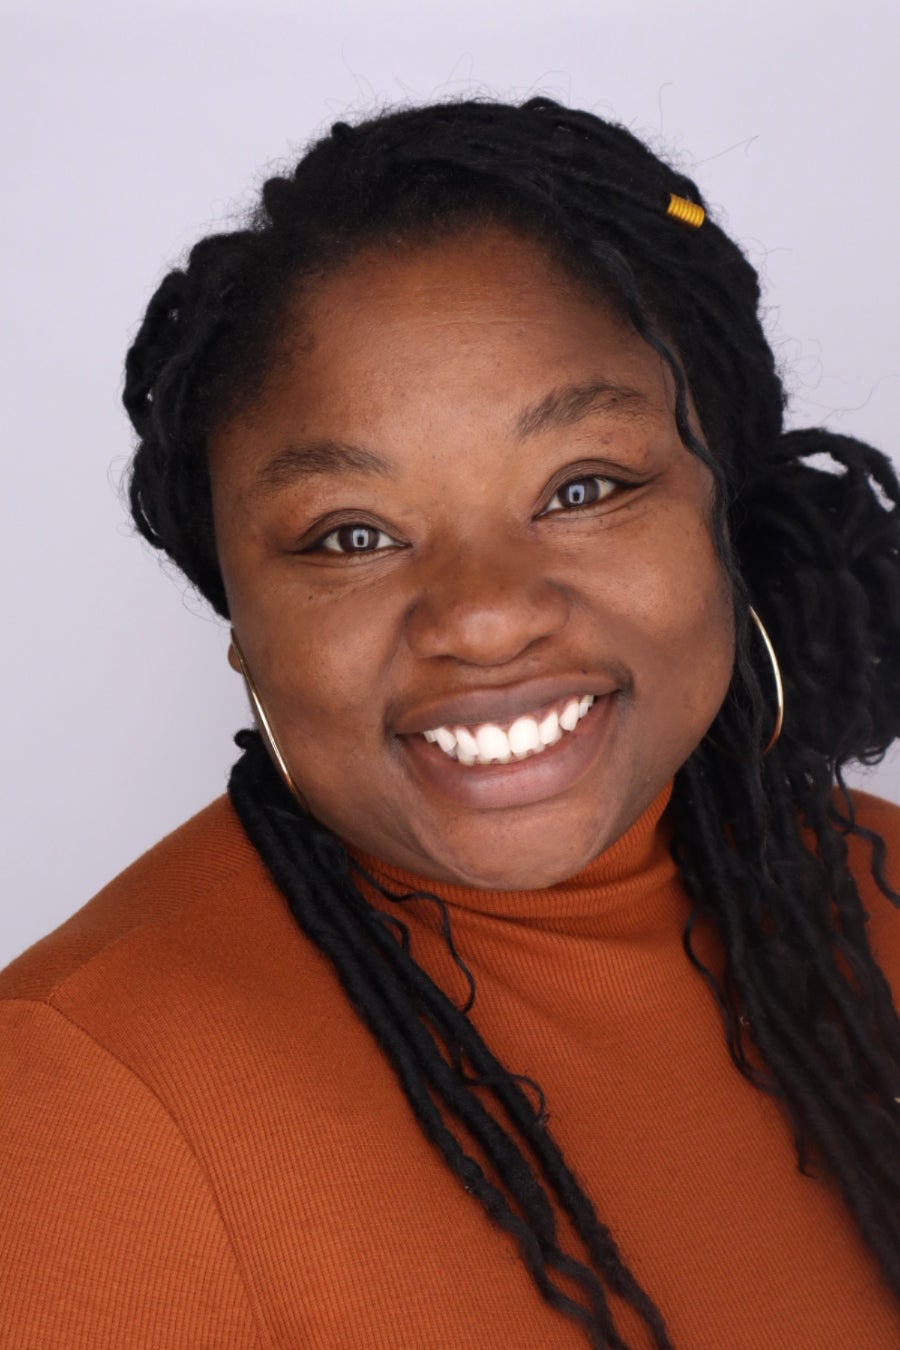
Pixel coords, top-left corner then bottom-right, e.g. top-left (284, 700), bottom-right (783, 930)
top-left (413, 811), bottom-right (621, 892)
top-left (403, 763), bottom-right (670, 892)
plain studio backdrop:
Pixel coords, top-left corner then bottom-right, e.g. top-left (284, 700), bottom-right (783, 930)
top-left (1, 0), bottom-right (898, 966)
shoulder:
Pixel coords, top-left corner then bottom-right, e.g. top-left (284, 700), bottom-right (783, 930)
top-left (0, 792), bottom-right (333, 1129)
top-left (0, 796), bottom-right (283, 1006)
top-left (842, 782), bottom-right (900, 839)
top-left (838, 783), bottom-right (900, 980)
top-left (838, 783), bottom-right (900, 885)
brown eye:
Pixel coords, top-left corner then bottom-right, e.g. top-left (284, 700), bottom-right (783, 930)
top-left (318, 524), bottom-right (398, 554)
top-left (543, 475), bottom-right (617, 514)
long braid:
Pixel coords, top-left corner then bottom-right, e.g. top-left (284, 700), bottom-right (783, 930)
top-left (124, 97), bottom-right (900, 1346)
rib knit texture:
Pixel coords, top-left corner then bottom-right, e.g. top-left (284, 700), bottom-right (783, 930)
top-left (2, 780), bottom-right (900, 1349)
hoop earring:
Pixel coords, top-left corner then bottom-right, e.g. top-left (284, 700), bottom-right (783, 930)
top-left (707, 606), bottom-right (784, 759)
top-left (229, 632), bottom-right (307, 807)
top-left (749, 606), bottom-right (784, 756)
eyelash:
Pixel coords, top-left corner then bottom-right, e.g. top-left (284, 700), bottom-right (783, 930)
top-left (304, 474), bottom-right (632, 556)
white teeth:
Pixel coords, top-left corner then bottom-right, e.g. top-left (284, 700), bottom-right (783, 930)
top-left (508, 716), bottom-right (541, 758)
top-left (475, 724), bottom-right (511, 764)
top-left (455, 726), bottom-right (478, 762)
top-left (423, 694), bottom-right (598, 766)
top-left (538, 709), bottom-right (561, 747)
top-left (434, 726), bottom-right (457, 757)
top-left (559, 698), bottom-right (581, 732)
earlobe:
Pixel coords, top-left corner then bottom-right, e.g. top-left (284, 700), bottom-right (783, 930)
top-left (228, 631), bottom-right (242, 673)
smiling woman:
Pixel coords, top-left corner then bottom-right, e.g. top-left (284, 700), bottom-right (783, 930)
top-left (211, 230), bottom-right (732, 889)
top-left (2, 99), bottom-right (900, 1350)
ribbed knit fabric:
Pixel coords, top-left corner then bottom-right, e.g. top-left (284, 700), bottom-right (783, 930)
top-left (2, 781), bottom-right (900, 1348)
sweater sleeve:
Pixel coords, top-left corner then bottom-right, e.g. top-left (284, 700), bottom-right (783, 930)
top-left (0, 999), bottom-right (266, 1350)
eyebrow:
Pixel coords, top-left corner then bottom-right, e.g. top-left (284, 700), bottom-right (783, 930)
top-left (251, 439), bottom-right (391, 496)
top-left (250, 379), bottom-right (653, 496)
top-left (514, 380), bottom-right (653, 438)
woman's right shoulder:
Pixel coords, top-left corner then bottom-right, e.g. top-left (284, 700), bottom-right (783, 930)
top-left (0, 789), bottom-right (340, 1152)
top-left (0, 797), bottom-right (271, 1348)
top-left (0, 795), bottom-right (274, 1006)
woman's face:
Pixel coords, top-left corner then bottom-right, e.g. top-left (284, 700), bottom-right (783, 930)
top-left (208, 227), bottom-right (735, 889)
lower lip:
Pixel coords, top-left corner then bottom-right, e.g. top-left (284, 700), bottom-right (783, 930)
top-left (397, 694), bottom-right (620, 810)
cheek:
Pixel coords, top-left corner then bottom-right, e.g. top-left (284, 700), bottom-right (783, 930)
top-left (598, 510), bottom-right (734, 716)
top-left (661, 536), bottom-right (734, 726)
top-left (227, 569), bottom-right (404, 736)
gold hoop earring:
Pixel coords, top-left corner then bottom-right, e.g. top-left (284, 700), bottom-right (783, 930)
top-left (229, 632), bottom-right (307, 807)
top-left (706, 606), bottom-right (784, 759)
top-left (749, 606), bottom-right (784, 756)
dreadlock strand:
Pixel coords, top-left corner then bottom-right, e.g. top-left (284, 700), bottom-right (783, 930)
top-left (349, 850), bottom-right (675, 1346)
top-left (229, 749), bottom-right (639, 1347)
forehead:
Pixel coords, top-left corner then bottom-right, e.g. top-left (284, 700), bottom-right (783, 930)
top-left (209, 227), bottom-right (678, 480)
top-left (294, 227), bottom-right (636, 378)
top-left (308, 224), bottom-right (593, 312)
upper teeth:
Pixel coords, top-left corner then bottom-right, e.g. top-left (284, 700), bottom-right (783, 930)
top-left (423, 695), bottom-right (595, 765)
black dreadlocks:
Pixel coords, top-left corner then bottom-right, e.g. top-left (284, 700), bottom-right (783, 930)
top-left (123, 98), bottom-right (900, 1348)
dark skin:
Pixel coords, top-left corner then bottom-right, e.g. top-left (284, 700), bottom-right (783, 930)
top-left (209, 227), bottom-right (735, 890)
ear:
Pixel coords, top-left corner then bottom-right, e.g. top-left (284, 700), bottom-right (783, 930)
top-left (227, 631), bottom-right (242, 673)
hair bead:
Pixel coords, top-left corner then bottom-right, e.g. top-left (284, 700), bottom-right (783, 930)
top-left (666, 192), bottom-right (705, 230)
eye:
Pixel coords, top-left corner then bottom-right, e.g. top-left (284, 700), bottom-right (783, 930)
top-left (315, 523), bottom-right (400, 554)
top-left (541, 474), bottom-right (621, 514)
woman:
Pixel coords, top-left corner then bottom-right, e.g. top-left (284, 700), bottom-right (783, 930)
top-left (2, 97), bottom-right (899, 1349)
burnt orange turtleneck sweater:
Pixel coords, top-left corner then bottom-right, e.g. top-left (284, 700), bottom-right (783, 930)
top-left (2, 780), bottom-right (900, 1348)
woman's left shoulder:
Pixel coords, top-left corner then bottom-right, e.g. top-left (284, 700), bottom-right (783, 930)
top-left (839, 782), bottom-right (900, 876)
top-left (838, 783), bottom-right (900, 977)
top-left (842, 782), bottom-right (900, 835)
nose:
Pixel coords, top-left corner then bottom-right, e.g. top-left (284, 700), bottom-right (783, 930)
top-left (404, 539), bottom-right (571, 667)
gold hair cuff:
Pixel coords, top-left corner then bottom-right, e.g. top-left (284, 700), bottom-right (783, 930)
top-left (666, 193), bottom-right (705, 230)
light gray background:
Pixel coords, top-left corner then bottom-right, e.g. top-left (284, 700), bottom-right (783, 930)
top-left (2, 0), bottom-right (898, 967)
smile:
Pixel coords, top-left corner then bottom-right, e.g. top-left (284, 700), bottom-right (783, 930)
top-left (423, 695), bottom-right (595, 766)
top-left (400, 685), bottom-right (619, 812)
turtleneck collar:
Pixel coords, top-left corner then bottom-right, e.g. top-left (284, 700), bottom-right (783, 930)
top-left (349, 778), bottom-right (680, 935)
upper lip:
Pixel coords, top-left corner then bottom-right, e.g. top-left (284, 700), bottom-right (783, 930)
top-left (393, 675), bottom-right (621, 736)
